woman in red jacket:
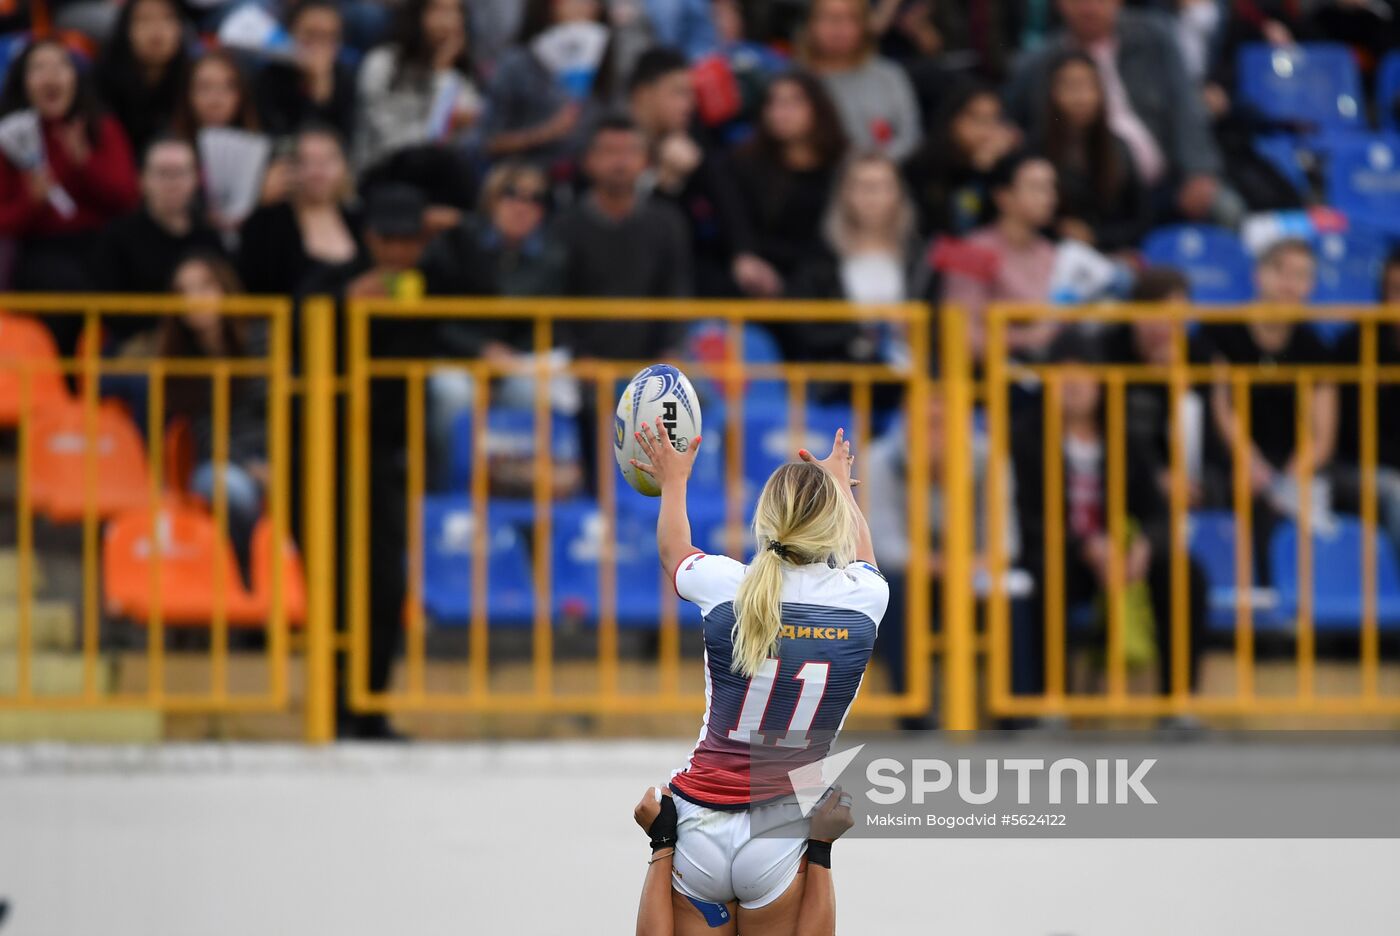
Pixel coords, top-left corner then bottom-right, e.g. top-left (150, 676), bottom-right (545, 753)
top-left (0, 38), bottom-right (140, 301)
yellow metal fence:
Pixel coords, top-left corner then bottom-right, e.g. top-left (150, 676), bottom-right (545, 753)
top-left (1, 294), bottom-right (1398, 739)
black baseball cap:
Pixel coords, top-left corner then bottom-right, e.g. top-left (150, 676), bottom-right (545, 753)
top-left (364, 184), bottom-right (427, 238)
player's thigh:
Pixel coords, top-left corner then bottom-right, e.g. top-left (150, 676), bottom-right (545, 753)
top-left (670, 887), bottom-right (738, 936)
top-left (733, 869), bottom-right (806, 936)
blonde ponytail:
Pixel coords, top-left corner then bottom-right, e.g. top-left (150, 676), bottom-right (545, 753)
top-left (731, 462), bottom-right (858, 676)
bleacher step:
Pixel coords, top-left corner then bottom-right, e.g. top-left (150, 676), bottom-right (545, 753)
top-left (0, 709), bottom-right (162, 743)
top-left (0, 549), bottom-right (47, 598)
top-left (0, 601), bottom-right (77, 650)
top-left (0, 652), bottom-right (113, 695)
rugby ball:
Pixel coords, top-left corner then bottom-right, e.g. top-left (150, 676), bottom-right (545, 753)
top-left (614, 364), bottom-right (702, 496)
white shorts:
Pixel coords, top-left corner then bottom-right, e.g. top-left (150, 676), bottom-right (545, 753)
top-left (671, 797), bottom-right (810, 910)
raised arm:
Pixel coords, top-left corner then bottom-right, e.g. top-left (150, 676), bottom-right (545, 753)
top-left (631, 418), bottom-right (704, 575)
top-left (800, 428), bottom-right (877, 567)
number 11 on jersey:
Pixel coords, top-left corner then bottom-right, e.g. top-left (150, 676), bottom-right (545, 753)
top-left (726, 660), bottom-right (830, 749)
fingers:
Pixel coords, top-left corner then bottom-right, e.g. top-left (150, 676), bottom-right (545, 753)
top-left (798, 448), bottom-right (814, 463)
top-left (629, 458), bottom-right (656, 477)
top-left (685, 435), bottom-right (702, 462)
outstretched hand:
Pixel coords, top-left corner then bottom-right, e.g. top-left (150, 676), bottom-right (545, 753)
top-left (809, 785), bottom-right (855, 843)
top-left (799, 428), bottom-right (858, 491)
top-left (631, 417), bottom-right (702, 490)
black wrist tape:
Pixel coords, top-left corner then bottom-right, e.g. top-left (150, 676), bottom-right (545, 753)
top-left (649, 796), bottom-right (678, 852)
top-left (806, 840), bottom-right (832, 869)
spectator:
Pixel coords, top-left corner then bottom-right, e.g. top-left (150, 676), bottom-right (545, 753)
top-left (783, 152), bottom-right (929, 371)
top-left (482, 0), bottom-right (603, 162)
top-left (1006, 0), bottom-right (1234, 225)
top-left (729, 71), bottom-right (849, 298)
top-left (797, 0), bottom-right (922, 162)
top-left (626, 47), bottom-right (746, 297)
top-left (903, 79), bottom-right (1019, 238)
top-left (874, 0), bottom-right (1023, 85)
top-left (1014, 332), bottom-right (1188, 697)
top-left (93, 137), bottom-right (225, 304)
top-left (161, 252), bottom-right (267, 576)
top-left (254, 0), bottom-right (358, 143)
top-left (237, 126), bottom-right (363, 296)
top-left (421, 161), bottom-right (566, 313)
top-left (940, 151), bottom-right (1059, 361)
top-left (0, 39), bottom-right (139, 299)
top-left (1204, 239), bottom-right (1336, 582)
top-left (94, 0), bottom-right (188, 155)
top-left (1331, 251), bottom-right (1400, 553)
top-left (354, 0), bottom-right (482, 174)
top-left (1035, 50), bottom-right (1150, 254)
top-left (173, 49), bottom-right (261, 140)
top-left (553, 115), bottom-right (692, 360)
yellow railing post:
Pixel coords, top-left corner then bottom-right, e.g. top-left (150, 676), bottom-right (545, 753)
top-left (302, 297), bottom-right (337, 743)
top-left (940, 306), bottom-right (977, 730)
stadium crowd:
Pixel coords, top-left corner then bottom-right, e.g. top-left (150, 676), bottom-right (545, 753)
top-left (3, 0), bottom-right (1400, 733)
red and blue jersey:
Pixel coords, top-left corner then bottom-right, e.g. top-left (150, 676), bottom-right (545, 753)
top-left (668, 552), bottom-right (889, 810)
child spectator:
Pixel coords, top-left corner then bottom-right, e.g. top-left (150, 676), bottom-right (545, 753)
top-left (1035, 50), bottom-right (1149, 254)
top-left (939, 150), bottom-right (1059, 361)
top-left (729, 71), bottom-right (849, 298)
top-left (903, 79), bottom-right (1019, 238)
top-left (254, 0), bottom-right (358, 143)
top-left (162, 252), bottom-right (267, 576)
top-left (1204, 239), bottom-right (1336, 583)
top-left (94, 0), bottom-right (188, 155)
top-left (237, 125), bottom-right (362, 296)
top-left (797, 0), bottom-right (922, 162)
top-left (0, 38), bottom-right (139, 298)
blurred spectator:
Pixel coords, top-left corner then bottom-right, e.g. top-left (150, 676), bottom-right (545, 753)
top-left (174, 49), bottom-right (261, 139)
top-left (1331, 251), bottom-right (1400, 552)
top-left (553, 115), bottom-right (690, 363)
top-left (254, 0), bottom-right (358, 142)
top-left (903, 79), bottom-right (1019, 237)
top-left (940, 151), bottom-right (1059, 361)
top-left (782, 152), bottom-right (930, 369)
top-left (643, 0), bottom-right (721, 60)
top-left (874, 0), bottom-right (1024, 84)
top-left (729, 71), bottom-right (849, 297)
top-left (237, 125), bottom-right (363, 296)
top-left (866, 386), bottom-right (1022, 717)
top-left (420, 161), bottom-right (566, 308)
top-left (627, 47), bottom-right (746, 297)
top-left (1204, 239), bottom-right (1336, 582)
top-left (161, 252), bottom-right (267, 575)
top-left (483, 0), bottom-right (605, 162)
top-left (0, 38), bottom-right (139, 298)
top-left (1006, 0), bottom-right (1234, 225)
top-left (1014, 332), bottom-right (1195, 697)
top-left (94, 0), bottom-right (188, 155)
top-left (93, 137), bottom-right (225, 302)
top-left (1035, 50), bottom-right (1149, 253)
top-left (797, 0), bottom-right (922, 162)
top-left (354, 0), bottom-right (482, 174)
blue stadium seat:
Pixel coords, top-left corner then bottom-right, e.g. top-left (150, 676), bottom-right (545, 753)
top-left (1378, 50), bottom-right (1400, 132)
top-left (684, 320), bottom-right (786, 402)
top-left (1253, 136), bottom-right (1311, 198)
top-left (1269, 518), bottom-right (1400, 632)
top-left (1141, 226), bottom-right (1254, 303)
top-left (1188, 511), bottom-right (1289, 634)
top-left (1237, 42), bottom-right (1364, 130)
top-left (1324, 134), bottom-right (1400, 236)
top-left (421, 496), bottom-right (535, 627)
top-left (1311, 229), bottom-right (1387, 305)
top-left (741, 401), bottom-right (853, 508)
top-left (447, 407), bottom-right (582, 493)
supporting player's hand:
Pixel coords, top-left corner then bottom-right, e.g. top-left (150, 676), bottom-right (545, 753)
top-left (799, 428), bottom-right (858, 491)
top-left (634, 786), bottom-right (678, 851)
top-left (809, 785), bottom-right (855, 843)
top-left (631, 418), bottom-right (701, 491)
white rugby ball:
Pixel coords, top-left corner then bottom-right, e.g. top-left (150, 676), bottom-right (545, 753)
top-left (614, 364), bottom-right (702, 496)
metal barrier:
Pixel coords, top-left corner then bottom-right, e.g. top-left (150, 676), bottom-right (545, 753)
top-left (338, 298), bottom-right (944, 723)
top-left (983, 303), bottom-right (1400, 717)
top-left (0, 294), bottom-right (294, 716)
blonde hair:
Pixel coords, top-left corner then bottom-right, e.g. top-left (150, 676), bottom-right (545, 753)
top-left (731, 462), bottom-right (858, 676)
top-left (822, 151), bottom-right (915, 256)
